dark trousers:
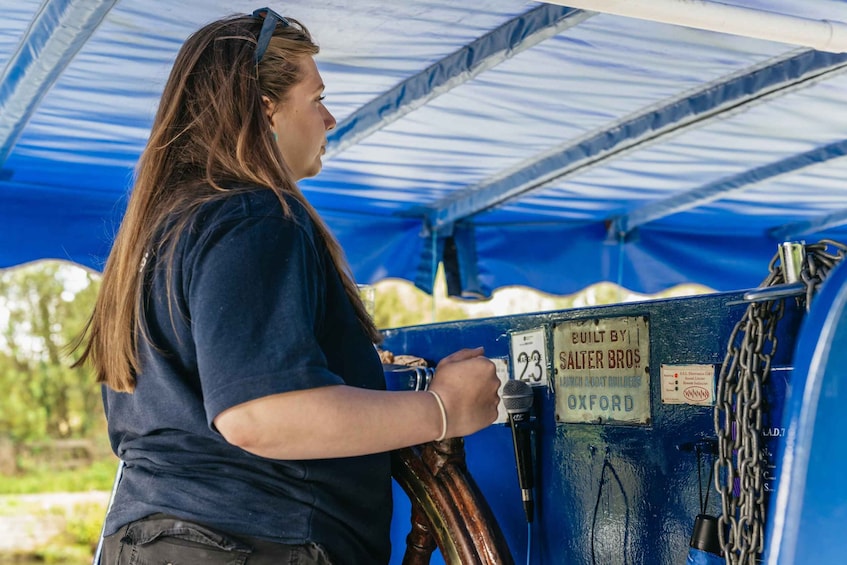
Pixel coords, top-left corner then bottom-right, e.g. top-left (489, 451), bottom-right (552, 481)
top-left (101, 513), bottom-right (333, 565)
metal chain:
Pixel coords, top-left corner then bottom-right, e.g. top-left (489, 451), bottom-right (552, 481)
top-left (714, 239), bottom-right (847, 564)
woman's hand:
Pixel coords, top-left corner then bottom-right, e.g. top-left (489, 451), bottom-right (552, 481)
top-left (428, 347), bottom-right (501, 439)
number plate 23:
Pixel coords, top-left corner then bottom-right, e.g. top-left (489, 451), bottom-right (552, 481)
top-left (509, 327), bottom-right (548, 386)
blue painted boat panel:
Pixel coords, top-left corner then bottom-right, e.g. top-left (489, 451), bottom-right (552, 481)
top-left (765, 260), bottom-right (847, 565)
top-left (383, 291), bottom-right (804, 564)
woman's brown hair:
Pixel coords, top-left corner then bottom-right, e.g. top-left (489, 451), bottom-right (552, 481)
top-left (74, 13), bottom-right (381, 392)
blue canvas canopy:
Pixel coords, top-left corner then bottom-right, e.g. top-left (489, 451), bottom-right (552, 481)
top-left (2, 0), bottom-right (847, 297)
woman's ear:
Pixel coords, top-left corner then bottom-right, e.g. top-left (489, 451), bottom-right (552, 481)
top-left (261, 95), bottom-right (276, 123)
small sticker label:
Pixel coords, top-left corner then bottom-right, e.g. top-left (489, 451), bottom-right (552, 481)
top-left (661, 364), bottom-right (715, 405)
top-left (510, 327), bottom-right (548, 386)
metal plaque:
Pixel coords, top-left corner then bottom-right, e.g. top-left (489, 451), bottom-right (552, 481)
top-left (553, 315), bottom-right (651, 425)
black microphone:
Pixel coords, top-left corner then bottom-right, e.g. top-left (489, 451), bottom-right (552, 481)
top-left (502, 379), bottom-right (535, 523)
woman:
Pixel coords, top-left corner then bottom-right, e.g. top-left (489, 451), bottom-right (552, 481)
top-left (76, 8), bottom-right (501, 564)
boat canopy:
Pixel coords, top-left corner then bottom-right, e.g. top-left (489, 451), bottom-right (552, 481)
top-left (3, 0), bottom-right (847, 297)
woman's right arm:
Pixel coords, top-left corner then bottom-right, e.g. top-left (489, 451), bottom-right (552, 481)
top-left (214, 347), bottom-right (501, 460)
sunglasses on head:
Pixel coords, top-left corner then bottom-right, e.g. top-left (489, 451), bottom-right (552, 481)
top-left (252, 7), bottom-right (297, 64)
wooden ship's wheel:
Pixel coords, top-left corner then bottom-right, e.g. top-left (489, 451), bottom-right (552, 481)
top-left (379, 350), bottom-right (514, 564)
top-left (391, 437), bottom-right (515, 565)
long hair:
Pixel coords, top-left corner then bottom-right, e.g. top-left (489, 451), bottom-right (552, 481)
top-left (75, 14), bottom-right (381, 392)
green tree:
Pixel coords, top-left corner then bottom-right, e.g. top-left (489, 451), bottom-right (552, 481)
top-left (372, 278), bottom-right (471, 329)
top-left (0, 262), bottom-right (102, 442)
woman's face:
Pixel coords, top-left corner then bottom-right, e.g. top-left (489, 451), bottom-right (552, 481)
top-left (269, 56), bottom-right (336, 181)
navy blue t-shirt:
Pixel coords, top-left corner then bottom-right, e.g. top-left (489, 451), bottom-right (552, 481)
top-left (102, 188), bottom-right (391, 563)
